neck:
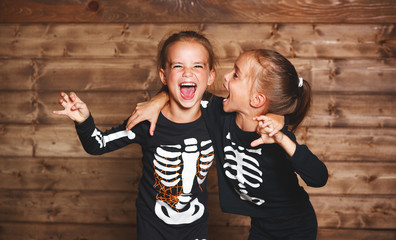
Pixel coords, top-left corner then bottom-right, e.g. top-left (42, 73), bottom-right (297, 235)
top-left (235, 108), bottom-right (267, 132)
top-left (235, 113), bottom-right (257, 132)
top-left (161, 102), bottom-right (201, 123)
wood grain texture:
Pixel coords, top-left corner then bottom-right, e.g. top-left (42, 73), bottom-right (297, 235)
top-left (297, 127), bottom-right (396, 161)
top-left (1, 0), bottom-right (396, 23)
top-left (0, 1), bottom-right (395, 238)
top-left (1, 223), bottom-right (395, 240)
top-left (0, 124), bottom-right (34, 157)
top-left (0, 157), bottom-right (142, 191)
top-left (2, 158), bottom-right (395, 195)
top-left (2, 58), bottom-right (395, 93)
top-left (0, 24), bottom-right (395, 59)
top-left (1, 190), bottom-right (394, 230)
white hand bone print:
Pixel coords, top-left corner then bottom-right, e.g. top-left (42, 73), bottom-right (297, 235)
top-left (223, 132), bottom-right (265, 205)
top-left (154, 137), bottom-right (214, 224)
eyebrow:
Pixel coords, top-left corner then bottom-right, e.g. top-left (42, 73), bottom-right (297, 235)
top-left (169, 61), bottom-right (207, 66)
top-left (234, 64), bottom-right (241, 74)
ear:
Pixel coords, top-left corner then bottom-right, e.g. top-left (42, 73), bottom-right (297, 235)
top-left (250, 92), bottom-right (266, 108)
top-left (207, 69), bottom-right (216, 86)
top-left (159, 68), bottom-right (167, 85)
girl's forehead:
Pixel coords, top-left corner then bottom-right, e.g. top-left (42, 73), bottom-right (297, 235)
top-left (167, 41), bottom-right (209, 61)
top-left (236, 53), bottom-right (254, 70)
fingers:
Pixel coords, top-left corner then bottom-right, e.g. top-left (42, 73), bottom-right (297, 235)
top-left (52, 109), bottom-right (66, 115)
top-left (253, 115), bottom-right (269, 122)
top-left (71, 102), bottom-right (85, 111)
top-left (250, 137), bottom-right (264, 147)
top-left (54, 91), bottom-right (81, 115)
top-left (126, 114), bottom-right (139, 131)
top-left (149, 120), bottom-right (157, 136)
top-left (256, 120), bottom-right (273, 135)
top-left (60, 91), bottom-right (72, 104)
top-left (268, 128), bottom-right (280, 137)
top-left (69, 91), bottom-right (82, 103)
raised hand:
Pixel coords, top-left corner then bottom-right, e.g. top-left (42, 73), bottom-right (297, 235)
top-left (126, 91), bottom-right (169, 135)
top-left (52, 92), bottom-right (90, 123)
top-left (251, 115), bottom-right (284, 147)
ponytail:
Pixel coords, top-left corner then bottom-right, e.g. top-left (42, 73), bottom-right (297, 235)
top-left (248, 49), bottom-right (312, 132)
top-left (289, 79), bottom-right (311, 131)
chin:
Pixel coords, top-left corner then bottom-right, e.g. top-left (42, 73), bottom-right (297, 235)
top-left (179, 98), bottom-right (198, 109)
top-left (222, 103), bottom-right (231, 113)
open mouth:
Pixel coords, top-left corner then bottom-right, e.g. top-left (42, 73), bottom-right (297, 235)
top-left (223, 95), bottom-right (229, 103)
top-left (180, 82), bottom-right (197, 100)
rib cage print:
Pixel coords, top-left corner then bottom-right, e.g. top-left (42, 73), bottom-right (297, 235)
top-left (154, 137), bottom-right (214, 224)
top-left (223, 132), bottom-right (265, 205)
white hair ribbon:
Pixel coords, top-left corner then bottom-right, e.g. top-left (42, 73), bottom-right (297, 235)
top-left (298, 77), bottom-right (303, 87)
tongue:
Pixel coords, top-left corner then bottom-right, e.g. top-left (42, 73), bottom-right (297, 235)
top-left (180, 86), bottom-right (195, 100)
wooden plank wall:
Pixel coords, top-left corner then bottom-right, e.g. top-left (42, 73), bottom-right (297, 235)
top-left (0, 0), bottom-right (396, 239)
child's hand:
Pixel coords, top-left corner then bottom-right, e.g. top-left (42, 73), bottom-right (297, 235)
top-left (256, 113), bottom-right (284, 136)
top-left (251, 115), bottom-right (284, 147)
top-left (126, 91), bottom-right (169, 135)
top-left (52, 92), bottom-right (90, 123)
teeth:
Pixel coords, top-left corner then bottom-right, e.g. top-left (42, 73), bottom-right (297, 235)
top-left (180, 83), bottom-right (196, 87)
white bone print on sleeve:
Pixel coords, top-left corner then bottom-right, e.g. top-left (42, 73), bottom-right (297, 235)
top-left (223, 132), bottom-right (265, 205)
top-left (91, 128), bottom-right (136, 148)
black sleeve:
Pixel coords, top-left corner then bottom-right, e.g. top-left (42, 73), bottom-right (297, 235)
top-left (75, 114), bottom-right (146, 155)
top-left (283, 129), bottom-right (328, 187)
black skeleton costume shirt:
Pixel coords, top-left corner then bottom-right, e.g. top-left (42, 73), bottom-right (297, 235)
top-left (75, 108), bottom-right (214, 233)
top-left (202, 95), bottom-right (328, 218)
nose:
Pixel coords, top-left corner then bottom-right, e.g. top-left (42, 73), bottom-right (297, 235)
top-left (183, 67), bottom-right (193, 78)
top-left (223, 71), bottom-right (232, 89)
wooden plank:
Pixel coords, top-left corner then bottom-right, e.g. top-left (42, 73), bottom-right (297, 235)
top-left (0, 24), bottom-right (395, 59)
top-left (2, 58), bottom-right (395, 94)
top-left (1, 223), bottom-right (395, 240)
top-left (0, 24), bottom-right (197, 58)
top-left (0, 58), bottom-right (160, 91)
top-left (0, 91), bottom-right (36, 124)
top-left (0, 157), bottom-right (142, 191)
top-left (206, 24), bottom-right (396, 59)
top-left (317, 228), bottom-right (396, 240)
top-left (311, 59), bottom-right (396, 94)
top-left (306, 94), bottom-right (396, 128)
top-left (0, 59), bottom-right (36, 90)
top-left (0, 190), bottom-right (136, 224)
top-left (0, 223), bottom-right (136, 240)
top-left (0, 124), bottom-right (34, 157)
top-left (296, 127), bottom-right (396, 162)
top-left (1, 190), bottom-right (394, 229)
top-left (312, 196), bottom-right (396, 229)
top-left (33, 59), bottom-right (160, 92)
top-left (1, 0), bottom-right (395, 23)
